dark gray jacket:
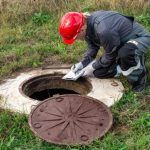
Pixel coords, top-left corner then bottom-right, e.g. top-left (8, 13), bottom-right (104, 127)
top-left (82, 10), bottom-right (150, 69)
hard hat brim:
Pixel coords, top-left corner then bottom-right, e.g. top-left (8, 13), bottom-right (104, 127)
top-left (63, 37), bottom-right (76, 44)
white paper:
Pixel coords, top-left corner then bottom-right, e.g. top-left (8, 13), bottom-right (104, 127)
top-left (62, 60), bottom-right (95, 81)
top-left (62, 70), bottom-right (84, 81)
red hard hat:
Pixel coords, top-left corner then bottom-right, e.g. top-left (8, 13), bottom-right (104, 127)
top-left (59, 12), bottom-right (84, 44)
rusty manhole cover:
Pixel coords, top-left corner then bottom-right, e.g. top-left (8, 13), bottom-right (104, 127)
top-left (29, 94), bottom-right (113, 145)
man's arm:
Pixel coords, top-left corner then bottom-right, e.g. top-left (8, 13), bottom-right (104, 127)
top-left (93, 29), bottom-right (120, 69)
top-left (81, 39), bottom-right (100, 67)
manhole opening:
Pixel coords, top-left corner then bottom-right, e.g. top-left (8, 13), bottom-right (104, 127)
top-left (30, 88), bottom-right (79, 100)
top-left (20, 74), bottom-right (92, 101)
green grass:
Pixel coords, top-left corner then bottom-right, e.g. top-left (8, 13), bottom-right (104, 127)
top-left (0, 0), bottom-right (150, 149)
top-left (0, 90), bottom-right (149, 149)
top-left (0, 18), bottom-right (86, 79)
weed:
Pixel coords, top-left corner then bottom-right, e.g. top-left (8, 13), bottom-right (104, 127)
top-left (136, 14), bottom-right (150, 30)
top-left (32, 12), bottom-right (51, 26)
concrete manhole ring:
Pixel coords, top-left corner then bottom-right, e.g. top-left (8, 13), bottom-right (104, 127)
top-left (0, 68), bottom-right (124, 114)
top-left (20, 74), bottom-right (92, 100)
top-left (29, 94), bottom-right (113, 145)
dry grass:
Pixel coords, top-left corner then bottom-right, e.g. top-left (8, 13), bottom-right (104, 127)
top-left (0, 0), bottom-right (69, 25)
top-left (3, 0), bottom-right (149, 11)
top-left (0, 0), bottom-right (150, 26)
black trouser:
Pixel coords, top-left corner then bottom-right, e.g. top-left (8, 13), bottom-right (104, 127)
top-left (93, 43), bottom-right (146, 85)
top-left (117, 42), bottom-right (146, 84)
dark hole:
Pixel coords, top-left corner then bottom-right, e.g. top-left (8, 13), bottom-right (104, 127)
top-left (30, 88), bottom-right (79, 101)
top-left (99, 123), bottom-right (103, 126)
top-left (21, 74), bottom-right (92, 101)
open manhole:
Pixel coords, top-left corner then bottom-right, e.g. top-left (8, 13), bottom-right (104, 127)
top-left (20, 74), bottom-right (92, 101)
top-left (29, 94), bottom-right (113, 145)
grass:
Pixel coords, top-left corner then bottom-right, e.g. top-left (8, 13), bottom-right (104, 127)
top-left (0, 91), bottom-right (149, 149)
top-left (0, 0), bottom-right (150, 149)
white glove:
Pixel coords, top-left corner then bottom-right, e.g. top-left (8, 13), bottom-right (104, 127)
top-left (62, 62), bottom-right (84, 81)
top-left (82, 60), bottom-right (96, 77)
top-left (71, 62), bottom-right (84, 74)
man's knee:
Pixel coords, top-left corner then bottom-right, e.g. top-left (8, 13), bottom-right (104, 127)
top-left (118, 43), bottom-right (138, 60)
top-left (118, 43), bottom-right (138, 70)
top-left (93, 65), bottom-right (117, 78)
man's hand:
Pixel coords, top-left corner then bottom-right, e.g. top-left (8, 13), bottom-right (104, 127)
top-left (82, 60), bottom-right (96, 77)
top-left (71, 62), bottom-right (84, 74)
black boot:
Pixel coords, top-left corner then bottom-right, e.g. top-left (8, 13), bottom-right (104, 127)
top-left (131, 70), bottom-right (147, 92)
top-left (126, 53), bottom-right (148, 93)
top-left (132, 55), bottom-right (147, 92)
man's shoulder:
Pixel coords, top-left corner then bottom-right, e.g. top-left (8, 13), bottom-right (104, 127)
top-left (90, 10), bottom-right (119, 17)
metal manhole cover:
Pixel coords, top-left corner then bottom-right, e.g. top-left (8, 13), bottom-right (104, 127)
top-left (29, 94), bottom-right (113, 145)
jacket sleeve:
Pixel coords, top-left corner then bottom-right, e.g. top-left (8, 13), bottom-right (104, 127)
top-left (81, 38), bottom-right (100, 67)
top-left (93, 29), bottom-right (121, 69)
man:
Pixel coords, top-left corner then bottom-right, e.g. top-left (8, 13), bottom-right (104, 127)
top-left (59, 11), bottom-right (150, 92)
